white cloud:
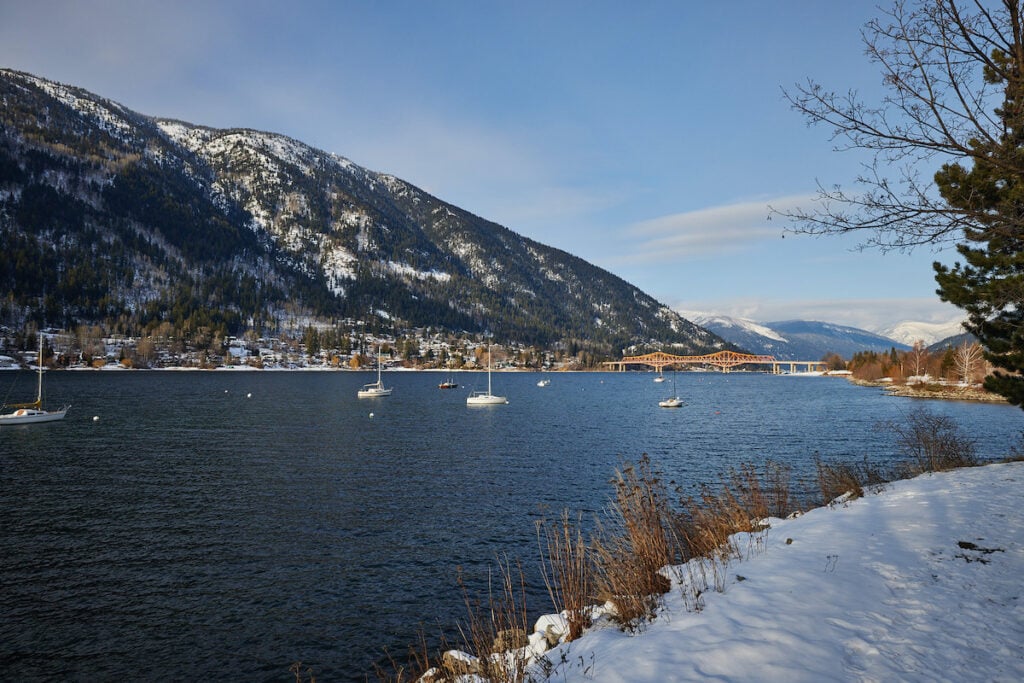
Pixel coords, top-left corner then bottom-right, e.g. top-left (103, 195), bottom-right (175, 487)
top-left (615, 194), bottom-right (816, 264)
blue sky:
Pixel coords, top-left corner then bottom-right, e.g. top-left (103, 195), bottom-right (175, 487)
top-left (0, 1), bottom-right (966, 331)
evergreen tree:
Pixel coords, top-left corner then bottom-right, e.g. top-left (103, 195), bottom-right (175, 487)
top-left (934, 3), bottom-right (1024, 405)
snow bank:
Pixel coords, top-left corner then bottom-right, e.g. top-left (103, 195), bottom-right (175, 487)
top-left (525, 462), bottom-right (1024, 682)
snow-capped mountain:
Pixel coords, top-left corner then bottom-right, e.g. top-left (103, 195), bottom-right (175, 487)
top-left (877, 319), bottom-right (966, 347)
top-left (0, 68), bottom-right (725, 354)
top-left (684, 312), bottom-right (909, 360)
top-left (678, 312), bottom-right (791, 356)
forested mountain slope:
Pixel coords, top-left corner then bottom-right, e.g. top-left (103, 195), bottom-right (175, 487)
top-left (0, 68), bottom-right (723, 355)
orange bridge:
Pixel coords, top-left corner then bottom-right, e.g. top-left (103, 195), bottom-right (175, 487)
top-left (602, 350), bottom-right (827, 374)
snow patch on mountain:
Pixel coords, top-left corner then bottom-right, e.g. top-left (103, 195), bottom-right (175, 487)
top-left (681, 311), bottom-right (788, 342)
top-left (387, 261), bottom-right (452, 282)
top-left (877, 319), bottom-right (966, 346)
top-left (30, 75), bottom-right (136, 140)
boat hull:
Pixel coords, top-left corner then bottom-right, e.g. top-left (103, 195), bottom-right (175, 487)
top-left (467, 393), bottom-right (507, 405)
top-left (357, 387), bottom-right (392, 398)
top-left (0, 407), bottom-right (69, 424)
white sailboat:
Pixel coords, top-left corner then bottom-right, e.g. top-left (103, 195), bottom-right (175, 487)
top-left (658, 372), bottom-right (684, 408)
top-left (357, 345), bottom-right (392, 398)
top-left (0, 336), bottom-right (70, 425)
top-left (653, 367), bottom-right (666, 383)
top-left (467, 345), bottom-right (507, 405)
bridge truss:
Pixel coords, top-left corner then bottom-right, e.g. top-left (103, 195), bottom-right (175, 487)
top-left (603, 350), bottom-right (827, 374)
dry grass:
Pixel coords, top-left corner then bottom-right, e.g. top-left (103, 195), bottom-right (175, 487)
top-left (371, 559), bottom-right (534, 683)
top-left (289, 661), bottom-right (316, 683)
top-left (677, 461), bottom-right (796, 561)
top-left (536, 511), bottom-right (592, 641)
top-left (370, 629), bottom-right (437, 683)
top-left (816, 408), bottom-right (978, 506)
top-left (451, 557), bottom-right (533, 682)
top-left (590, 455), bottom-right (680, 628)
top-left (815, 457), bottom-right (873, 504)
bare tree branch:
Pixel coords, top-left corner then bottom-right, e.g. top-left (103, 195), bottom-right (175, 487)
top-left (776, 0), bottom-right (1024, 250)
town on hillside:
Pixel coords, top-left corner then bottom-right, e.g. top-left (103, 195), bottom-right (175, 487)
top-left (0, 323), bottom-right (602, 372)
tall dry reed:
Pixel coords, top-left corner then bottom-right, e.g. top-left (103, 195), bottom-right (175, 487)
top-left (452, 557), bottom-right (533, 682)
top-left (677, 460), bottom-right (796, 561)
top-left (590, 455), bottom-right (680, 628)
top-left (536, 510), bottom-right (592, 641)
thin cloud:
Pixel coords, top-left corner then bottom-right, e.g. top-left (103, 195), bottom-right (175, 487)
top-left (616, 194), bottom-right (816, 264)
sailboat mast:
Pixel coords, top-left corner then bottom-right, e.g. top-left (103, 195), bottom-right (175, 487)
top-left (36, 335), bottom-right (43, 405)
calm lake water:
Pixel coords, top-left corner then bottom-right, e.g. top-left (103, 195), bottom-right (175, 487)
top-left (2, 370), bottom-right (1021, 681)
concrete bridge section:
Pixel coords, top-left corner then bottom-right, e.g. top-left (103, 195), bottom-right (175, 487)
top-left (602, 350), bottom-right (827, 374)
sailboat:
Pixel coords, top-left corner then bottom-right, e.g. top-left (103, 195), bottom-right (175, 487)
top-left (658, 372), bottom-right (684, 408)
top-left (0, 336), bottom-right (70, 425)
top-left (467, 345), bottom-right (507, 405)
top-left (357, 345), bottom-right (392, 398)
top-left (653, 367), bottom-right (666, 383)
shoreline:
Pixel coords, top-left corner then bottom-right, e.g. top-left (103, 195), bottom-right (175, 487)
top-left (849, 377), bottom-right (1008, 403)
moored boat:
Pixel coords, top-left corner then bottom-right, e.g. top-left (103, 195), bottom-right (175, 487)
top-left (657, 373), bottom-right (684, 408)
top-left (357, 346), bottom-right (392, 398)
top-left (0, 336), bottom-right (70, 425)
top-left (467, 345), bottom-right (507, 406)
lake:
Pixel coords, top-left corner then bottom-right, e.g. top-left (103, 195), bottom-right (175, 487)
top-left (1, 370), bottom-right (1020, 681)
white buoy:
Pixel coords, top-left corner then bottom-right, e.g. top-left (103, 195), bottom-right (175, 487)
top-left (246, 392), bottom-right (252, 398)
top-left (369, 412), bottom-right (374, 419)
top-left (92, 415), bottom-right (99, 422)
top-left (224, 389), bottom-right (229, 393)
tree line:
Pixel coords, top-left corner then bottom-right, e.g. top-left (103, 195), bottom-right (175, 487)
top-left (845, 341), bottom-right (989, 386)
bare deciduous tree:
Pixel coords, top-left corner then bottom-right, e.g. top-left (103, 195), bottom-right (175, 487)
top-left (954, 340), bottom-right (984, 384)
top-left (908, 339), bottom-right (931, 379)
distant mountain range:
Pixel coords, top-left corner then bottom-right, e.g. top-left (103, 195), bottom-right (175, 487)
top-left (684, 312), bottom-right (977, 361)
top-left (683, 313), bottom-right (914, 361)
top-left (0, 68), bottom-right (723, 356)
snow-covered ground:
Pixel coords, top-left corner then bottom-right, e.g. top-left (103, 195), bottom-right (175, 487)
top-left (531, 461), bottom-right (1024, 682)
